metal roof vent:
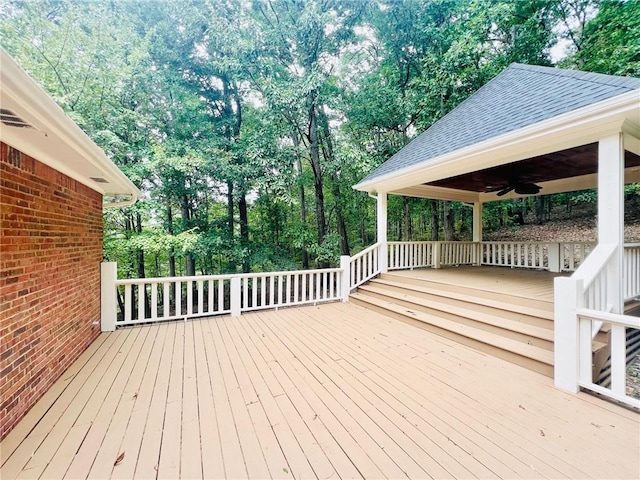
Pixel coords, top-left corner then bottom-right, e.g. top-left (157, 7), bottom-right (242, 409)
top-left (90, 177), bottom-right (109, 183)
top-left (0, 108), bottom-right (35, 129)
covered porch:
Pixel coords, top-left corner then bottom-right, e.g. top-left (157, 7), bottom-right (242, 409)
top-left (353, 64), bottom-right (640, 407)
top-left (2, 303), bottom-right (638, 480)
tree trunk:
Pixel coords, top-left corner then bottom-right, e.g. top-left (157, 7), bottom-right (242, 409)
top-left (307, 90), bottom-right (328, 267)
top-left (135, 212), bottom-right (150, 317)
top-left (403, 197), bottom-right (411, 241)
top-left (318, 106), bottom-right (349, 256)
top-left (167, 204), bottom-right (176, 278)
top-left (292, 131), bottom-right (309, 268)
top-left (444, 201), bottom-right (455, 241)
top-left (239, 193), bottom-right (250, 272)
top-left (430, 199), bottom-right (439, 241)
top-left (535, 196), bottom-right (545, 224)
top-left (180, 193), bottom-right (196, 276)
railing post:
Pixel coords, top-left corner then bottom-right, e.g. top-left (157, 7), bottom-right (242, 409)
top-left (230, 276), bottom-right (241, 317)
top-left (548, 243), bottom-right (561, 273)
top-left (340, 255), bottom-right (351, 302)
top-left (473, 242), bottom-right (482, 266)
top-left (100, 262), bottom-right (117, 332)
top-left (376, 193), bottom-right (388, 273)
top-left (433, 242), bottom-right (441, 269)
top-left (554, 276), bottom-right (583, 393)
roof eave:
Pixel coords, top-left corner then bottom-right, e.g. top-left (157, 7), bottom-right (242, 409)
top-left (0, 49), bottom-right (140, 207)
top-left (353, 89), bottom-right (640, 195)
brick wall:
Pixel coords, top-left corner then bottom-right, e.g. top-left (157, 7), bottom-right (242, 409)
top-left (0, 142), bottom-right (103, 440)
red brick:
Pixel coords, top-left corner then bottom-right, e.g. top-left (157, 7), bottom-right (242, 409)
top-left (0, 144), bottom-right (102, 440)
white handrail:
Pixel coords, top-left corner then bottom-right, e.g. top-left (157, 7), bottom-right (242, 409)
top-left (576, 308), bottom-right (640, 409)
top-left (349, 242), bottom-right (381, 289)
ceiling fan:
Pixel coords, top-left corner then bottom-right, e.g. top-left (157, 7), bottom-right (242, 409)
top-left (485, 180), bottom-right (542, 197)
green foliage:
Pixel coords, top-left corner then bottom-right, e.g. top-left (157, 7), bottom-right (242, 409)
top-left (2, 0), bottom-right (634, 278)
top-left (569, 0), bottom-right (640, 76)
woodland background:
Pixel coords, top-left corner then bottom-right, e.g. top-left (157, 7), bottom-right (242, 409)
top-left (1, 0), bottom-right (638, 279)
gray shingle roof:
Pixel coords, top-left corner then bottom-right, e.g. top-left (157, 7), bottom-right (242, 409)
top-left (359, 63), bottom-right (640, 185)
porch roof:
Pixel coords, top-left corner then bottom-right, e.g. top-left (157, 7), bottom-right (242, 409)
top-left (354, 63), bottom-right (640, 202)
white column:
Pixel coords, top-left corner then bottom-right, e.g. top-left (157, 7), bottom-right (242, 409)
top-left (376, 192), bottom-right (388, 273)
top-left (598, 133), bottom-right (625, 314)
top-left (472, 202), bottom-right (483, 266)
top-left (100, 262), bottom-right (118, 332)
top-left (340, 255), bottom-right (351, 301)
top-left (472, 202), bottom-right (483, 242)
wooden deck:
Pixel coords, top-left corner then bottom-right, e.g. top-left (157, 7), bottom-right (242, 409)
top-left (2, 302), bottom-right (638, 480)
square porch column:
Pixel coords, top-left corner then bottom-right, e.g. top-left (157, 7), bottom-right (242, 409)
top-left (376, 192), bottom-right (388, 273)
top-left (598, 132), bottom-right (625, 314)
top-left (473, 202), bottom-right (483, 265)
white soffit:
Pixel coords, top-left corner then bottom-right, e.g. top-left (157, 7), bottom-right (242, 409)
top-left (0, 48), bottom-right (140, 207)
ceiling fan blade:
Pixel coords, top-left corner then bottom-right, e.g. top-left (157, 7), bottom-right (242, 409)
top-left (496, 186), bottom-right (514, 196)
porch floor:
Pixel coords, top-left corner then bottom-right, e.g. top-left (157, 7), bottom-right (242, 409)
top-left (390, 265), bottom-right (564, 303)
top-left (2, 303), bottom-right (638, 479)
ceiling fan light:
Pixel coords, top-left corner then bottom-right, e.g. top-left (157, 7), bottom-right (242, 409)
top-left (514, 184), bottom-right (542, 195)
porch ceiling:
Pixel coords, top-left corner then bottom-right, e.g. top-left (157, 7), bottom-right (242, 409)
top-left (426, 143), bottom-right (640, 193)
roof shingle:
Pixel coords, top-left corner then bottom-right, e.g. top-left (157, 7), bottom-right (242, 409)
top-left (359, 63), bottom-right (640, 184)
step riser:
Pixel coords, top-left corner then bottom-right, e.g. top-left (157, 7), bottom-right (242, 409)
top-left (381, 273), bottom-right (553, 313)
top-left (359, 288), bottom-right (554, 351)
top-left (351, 296), bottom-right (554, 377)
top-left (369, 280), bottom-right (554, 330)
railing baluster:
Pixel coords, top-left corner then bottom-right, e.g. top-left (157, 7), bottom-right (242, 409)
top-left (138, 283), bottom-right (145, 321)
top-left (218, 279), bottom-right (224, 312)
top-left (187, 280), bottom-right (193, 316)
top-left (209, 279), bottom-right (215, 313)
top-left (163, 282), bottom-right (170, 318)
top-left (151, 283), bottom-right (158, 320)
top-left (197, 280), bottom-right (204, 314)
top-left (175, 281), bottom-right (181, 317)
top-left (124, 284), bottom-right (132, 322)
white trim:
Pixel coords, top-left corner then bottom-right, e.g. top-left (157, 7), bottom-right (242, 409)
top-left (390, 185), bottom-right (480, 203)
top-left (354, 90), bottom-right (640, 194)
top-left (0, 48), bottom-right (140, 207)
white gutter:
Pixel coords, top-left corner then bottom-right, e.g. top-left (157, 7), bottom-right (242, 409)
top-left (354, 90), bottom-right (640, 194)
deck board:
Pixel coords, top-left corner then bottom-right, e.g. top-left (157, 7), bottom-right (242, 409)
top-left (2, 302), bottom-right (638, 480)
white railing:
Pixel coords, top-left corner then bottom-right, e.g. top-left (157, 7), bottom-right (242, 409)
top-left (482, 241), bottom-right (547, 269)
top-left (439, 241), bottom-right (477, 267)
top-left (115, 274), bottom-right (234, 327)
top-left (386, 240), bottom-right (593, 273)
top-left (560, 242), bottom-right (595, 272)
top-left (554, 243), bottom-right (634, 406)
top-left (101, 263), bottom-right (344, 330)
top-left (349, 242), bottom-right (380, 289)
top-left (624, 244), bottom-right (640, 301)
top-left (387, 241), bottom-right (434, 270)
top-left (577, 309), bottom-right (640, 409)
top-left (239, 268), bottom-right (342, 312)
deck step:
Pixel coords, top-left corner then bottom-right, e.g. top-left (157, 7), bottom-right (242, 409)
top-left (369, 277), bottom-right (554, 324)
top-left (358, 284), bottom-right (554, 345)
top-left (350, 291), bottom-right (555, 377)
